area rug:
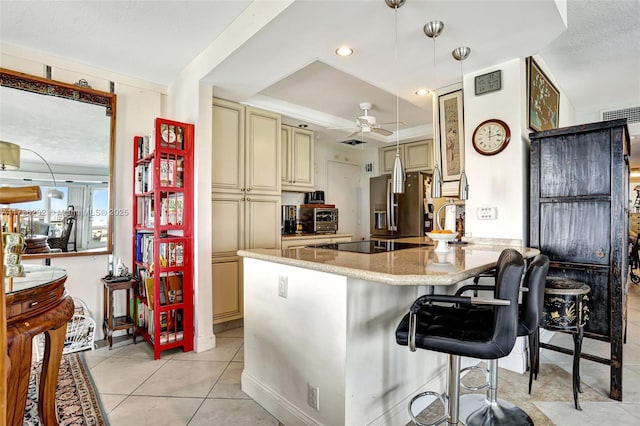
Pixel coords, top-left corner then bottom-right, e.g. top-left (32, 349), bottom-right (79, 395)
top-left (412, 362), bottom-right (610, 426)
top-left (23, 352), bottom-right (109, 426)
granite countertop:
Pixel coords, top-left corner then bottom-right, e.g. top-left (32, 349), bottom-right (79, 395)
top-left (238, 238), bottom-right (539, 286)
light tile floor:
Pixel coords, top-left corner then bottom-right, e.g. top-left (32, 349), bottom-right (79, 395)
top-left (86, 284), bottom-right (640, 425)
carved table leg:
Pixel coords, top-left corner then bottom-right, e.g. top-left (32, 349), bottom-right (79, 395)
top-left (572, 327), bottom-right (584, 410)
top-left (39, 322), bottom-right (68, 426)
top-left (5, 329), bottom-right (33, 426)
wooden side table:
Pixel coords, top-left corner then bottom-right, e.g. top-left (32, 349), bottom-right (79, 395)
top-left (539, 277), bottom-right (590, 410)
top-left (5, 266), bottom-right (73, 426)
top-left (102, 278), bottom-right (136, 349)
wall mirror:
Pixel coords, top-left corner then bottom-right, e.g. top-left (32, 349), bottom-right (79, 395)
top-left (0, 68), bottom-right (116, 258)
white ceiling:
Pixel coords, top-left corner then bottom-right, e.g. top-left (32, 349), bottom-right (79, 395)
top-left (1, 0), bottom-right (639, 163)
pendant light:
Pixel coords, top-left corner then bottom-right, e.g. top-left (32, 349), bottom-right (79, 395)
top-left (423, 20), bottom-right (444, 198)
top-left (452, 46), bottom-right (471, 201)
top-left (386, 0), bottom-right (406, 194)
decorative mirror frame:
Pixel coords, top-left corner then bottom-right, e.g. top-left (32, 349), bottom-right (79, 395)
top-left (0, 68), bottom-right (117, 258)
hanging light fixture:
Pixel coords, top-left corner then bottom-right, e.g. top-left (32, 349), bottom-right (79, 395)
top-left (423, 20), bottom-right (444, 198)
top-left (386, 0), bottom-right (406, 194)
top-left (423, 20), bottom-right (444, 91)
top-left (452, 46), bottom-right (471, 82)
top-left (452, 46), bottom-right (471, 201)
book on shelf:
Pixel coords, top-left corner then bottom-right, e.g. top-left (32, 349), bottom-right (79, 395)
top-left (136, 135), bottom-right (155, 160)
top-left (159, 194), bottom-right (183, 226)
top-left (144, 277), bottom-right (155, 311)
top-left (166, 273), bottom-right (183, 303)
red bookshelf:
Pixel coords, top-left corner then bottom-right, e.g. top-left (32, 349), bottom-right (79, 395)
top-left (131, 117), bottom-right (194, 359)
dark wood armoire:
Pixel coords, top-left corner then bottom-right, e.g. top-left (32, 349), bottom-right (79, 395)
top-left (529, 119), bottom-right (630, 401)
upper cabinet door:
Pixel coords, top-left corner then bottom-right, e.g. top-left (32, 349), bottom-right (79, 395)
top-left (291, 127), bottom-right (314, 188)
top-left (380, 145), bottom-right (402, 174)
top-left (404, 139), bottom-right (433, 171)
top-left (245, 106), bottom-right (281, 195)
top-left (539, 129), bottom-right (611, 198)
top-left (281, 125), bottom-right (315, 191)
top-left (212, 98), bottom-right (245, 192)
top-left (281, 125), bottom-right (292, 185)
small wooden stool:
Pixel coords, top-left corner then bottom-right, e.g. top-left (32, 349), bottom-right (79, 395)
top-left (102, 278), bottom-right (137, 349)
top-left (539, 277), bottom-right (590, 410)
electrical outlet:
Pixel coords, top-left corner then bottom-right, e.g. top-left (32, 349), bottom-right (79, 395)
top-left (307, 383), bottom-right (320, 410)
top-left (477, 206), bottom-right (498, 220)
top-left (278, 275), bottom-right (288, 298)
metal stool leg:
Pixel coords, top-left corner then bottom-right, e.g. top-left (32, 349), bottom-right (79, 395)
top-left (407, 354), bottom-right (462, 426)
top-left (459, 359), bottom-right (534, 425)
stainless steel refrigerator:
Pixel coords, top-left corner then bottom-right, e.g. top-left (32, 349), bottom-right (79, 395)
top-left (370, 171), bottom-right (426, 238)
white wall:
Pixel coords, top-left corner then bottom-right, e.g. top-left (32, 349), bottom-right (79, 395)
top-left (314, 139), bottom-right (378, 241)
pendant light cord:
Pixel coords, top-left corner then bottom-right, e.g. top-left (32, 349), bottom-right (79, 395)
top-left (394, 6), bottom-right (400, 154)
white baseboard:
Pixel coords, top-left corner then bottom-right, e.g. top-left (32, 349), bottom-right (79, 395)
top-left (195, 333), bottom-right (215, 353)
top-left (242, 371), bottom-right (318, 426)
top-left (242, 367), bottom-right (448, 426)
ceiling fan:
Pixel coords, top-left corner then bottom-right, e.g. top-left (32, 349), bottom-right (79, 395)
top-left (336, 102), bottom-right (400, 139)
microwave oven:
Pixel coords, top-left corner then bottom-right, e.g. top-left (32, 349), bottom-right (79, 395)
top-left (299, 207), bottom-right (338, 234)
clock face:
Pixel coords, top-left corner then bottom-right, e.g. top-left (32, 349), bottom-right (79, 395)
top-left (472, 119), bottom-right (511, 156)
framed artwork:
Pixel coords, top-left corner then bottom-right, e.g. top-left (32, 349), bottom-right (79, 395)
top-left (438, 89), bottom-right (465, 181)
top-left (526, 56), bottom-right (560, 132)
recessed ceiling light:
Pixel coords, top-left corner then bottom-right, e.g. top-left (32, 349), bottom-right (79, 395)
top-left (335, 46), bottom-right (354, 57)
top-left (415, 88), bottom-right (430, 96)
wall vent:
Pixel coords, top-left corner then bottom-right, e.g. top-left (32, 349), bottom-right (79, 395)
top-left (602, 106), bottom-right (640, 124)
top-left (341, 139), bottom-right (366, 146)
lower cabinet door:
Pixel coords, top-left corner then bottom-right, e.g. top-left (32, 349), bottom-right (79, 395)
top-left (212, 256), bottom-right (243, 324)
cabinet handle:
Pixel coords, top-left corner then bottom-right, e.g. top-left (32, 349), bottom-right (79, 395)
top-left (595, 248), bottom-right (605, 258)
top-left (29, 301), bottom-right (38, 308)
top-left (246, 188), bottom-right (251, 192)
top-left (240, 188), bottom-right (245, 192)
top-left (246, 197), bottom-right (251, 201)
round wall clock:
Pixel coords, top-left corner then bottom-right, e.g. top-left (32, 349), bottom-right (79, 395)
top-left (472, 119), bottom-right (511, 156)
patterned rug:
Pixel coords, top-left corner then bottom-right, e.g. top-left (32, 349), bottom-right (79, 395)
top-left (23, 352), bottom-right (109, 426)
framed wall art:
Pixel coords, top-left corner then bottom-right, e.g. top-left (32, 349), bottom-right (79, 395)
top-left (526, 56), bottom-right (560, 132)
top-left (438, 89), bottom-right (465, 181)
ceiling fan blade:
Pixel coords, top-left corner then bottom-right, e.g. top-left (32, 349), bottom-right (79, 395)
top-left (372, 127), bottom-right (393, 136)
top-left (377, 121), bottom-right (406, 126)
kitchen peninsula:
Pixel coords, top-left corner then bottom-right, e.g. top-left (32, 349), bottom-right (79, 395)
top-left (238, 239), bottom-right (539, 426)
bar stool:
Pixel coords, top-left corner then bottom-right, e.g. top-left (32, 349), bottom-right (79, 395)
top-left (454, 254), bottom-right (550, 425)
top-left (537, 277), bottom-right (590, 410)
top-left (395, 249), bottom-right (526, 426)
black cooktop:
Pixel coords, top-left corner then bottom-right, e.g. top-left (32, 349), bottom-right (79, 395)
top-left (308, 240), bottom-right (429, 254)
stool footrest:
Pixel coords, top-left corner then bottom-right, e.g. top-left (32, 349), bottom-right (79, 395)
top-left (460, 365), bottom-right (489, 391)
top-left (408, 391), bottom-right (449, 426)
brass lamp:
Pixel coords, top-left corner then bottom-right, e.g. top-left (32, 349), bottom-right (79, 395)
top-left (1, 141), bottom-right (63, 200)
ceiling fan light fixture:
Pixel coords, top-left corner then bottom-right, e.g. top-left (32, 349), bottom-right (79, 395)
top-left (335, 46), bottom-right (354, 57)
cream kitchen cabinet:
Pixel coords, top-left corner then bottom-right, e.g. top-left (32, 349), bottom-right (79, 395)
top-left (379, 139), bottom-right (433, 174)
top-left (211, 192), bottom-right (281, 323)
top-left (212, 98), bottom-right (281, 195)
top-left (281, 125), bottom-right (314, 191)
top-left (212, 97), bottom-right (282, 323)
top-left (280, 234), bottom-right (353, 249)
